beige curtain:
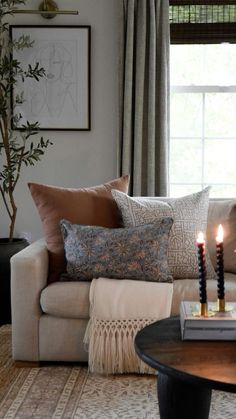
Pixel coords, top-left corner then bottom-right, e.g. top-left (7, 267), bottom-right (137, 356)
top-left (119, 0), bottom-right (170, 196)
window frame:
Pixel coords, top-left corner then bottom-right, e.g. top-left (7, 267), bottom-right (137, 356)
top-left (169, 2), bottom-right (236, 197)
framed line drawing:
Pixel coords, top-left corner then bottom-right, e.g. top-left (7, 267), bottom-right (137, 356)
top-left (11, 25), bottom-right (91, 131)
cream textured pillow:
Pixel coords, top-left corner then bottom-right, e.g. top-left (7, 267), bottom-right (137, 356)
top-left (112, 188), bottom-right (215, 279)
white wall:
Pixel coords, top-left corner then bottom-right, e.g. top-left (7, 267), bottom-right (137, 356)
top-left (1, 0), bottom-right (120, 240)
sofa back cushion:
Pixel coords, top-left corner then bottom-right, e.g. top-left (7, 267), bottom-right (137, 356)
top-left (207, 200), bottom-right (236, 273)
top-left (28, 175), bottom-right (129, 282)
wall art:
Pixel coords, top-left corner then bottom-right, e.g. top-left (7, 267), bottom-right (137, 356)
top-left (11, 25), bottom-right (91, 131)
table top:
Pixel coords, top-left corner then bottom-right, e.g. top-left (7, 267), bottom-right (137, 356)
top-left (135, 316), bottom-right (236, 393)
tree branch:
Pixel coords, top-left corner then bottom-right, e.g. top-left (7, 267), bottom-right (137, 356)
top-left (12, 143), bottom-right (24, 190)
top-left (0, 119), bottom-right (4, 140)
top-left (0, 184), bottom-right (12, 219)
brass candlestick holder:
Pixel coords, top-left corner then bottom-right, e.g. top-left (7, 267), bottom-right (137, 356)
top-left (215, 298), bottom-right (233, 313)
top-left (217, 298), bottom-right (225, 312)
top-left (200, 302), bottom-right (208, 317)
top-left (192, 302), bottom-right (214, 318)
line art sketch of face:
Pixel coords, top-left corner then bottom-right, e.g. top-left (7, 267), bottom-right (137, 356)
top-left (23, 41), bottom-right (79, 118)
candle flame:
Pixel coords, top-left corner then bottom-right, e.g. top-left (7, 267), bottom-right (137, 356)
top-left (197, 232), bottom-right (205, 244)
top-left (216, 224), bottom-right (224, 243)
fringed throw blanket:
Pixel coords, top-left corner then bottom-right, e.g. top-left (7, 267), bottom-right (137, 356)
top-left (84, 278), bottom-right (173, 374)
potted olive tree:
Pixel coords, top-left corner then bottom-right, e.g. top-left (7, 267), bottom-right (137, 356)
top-left (0, 0), bottom-right (52, 323)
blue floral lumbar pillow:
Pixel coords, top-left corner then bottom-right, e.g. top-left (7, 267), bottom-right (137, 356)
top-left (60, 217), bottom-right (173, 283)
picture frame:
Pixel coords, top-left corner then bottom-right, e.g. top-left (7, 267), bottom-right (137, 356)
top-left (10, 25), bottom-right (91, 131)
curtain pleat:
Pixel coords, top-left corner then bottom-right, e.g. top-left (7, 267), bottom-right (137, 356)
top-left (119, 0), bottom-right (170, 196)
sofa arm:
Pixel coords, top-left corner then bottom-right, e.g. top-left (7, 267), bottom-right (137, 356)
top-left (11, 239), bottom-right (49, 361)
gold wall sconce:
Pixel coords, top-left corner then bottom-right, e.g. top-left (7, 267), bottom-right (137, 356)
top-left (15, 0), bottom-right (79, 19)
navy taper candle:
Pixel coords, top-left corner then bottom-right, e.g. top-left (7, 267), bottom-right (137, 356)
top-left (216, 224), bottom-right (225, 310)
top-left (197, 232), bottom-right (207, 316)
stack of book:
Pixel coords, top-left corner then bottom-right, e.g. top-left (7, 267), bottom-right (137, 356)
top-left (180, 301), bottom-right (236, 340)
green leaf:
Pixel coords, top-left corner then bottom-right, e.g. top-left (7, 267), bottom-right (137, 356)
top-left (0, 2), bottom-right (53, 239)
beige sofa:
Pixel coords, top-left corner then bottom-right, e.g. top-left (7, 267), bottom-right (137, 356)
top-left (11, 199), bottom-right (236, 363)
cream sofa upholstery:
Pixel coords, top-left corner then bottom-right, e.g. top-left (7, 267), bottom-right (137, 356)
top-left (11, 200), bottom-right (236, 362)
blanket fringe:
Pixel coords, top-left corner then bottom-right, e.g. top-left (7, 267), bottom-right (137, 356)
top-left (84, 318), bottom-right (156, 375)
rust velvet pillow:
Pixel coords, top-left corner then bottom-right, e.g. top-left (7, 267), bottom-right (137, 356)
top-left (28, 175), bottom-right (129, 282)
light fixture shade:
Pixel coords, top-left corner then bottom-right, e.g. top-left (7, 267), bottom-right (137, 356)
top-left (14, 0), bottom-right (79, 19)
top-left (39, 0), bottom-right (58, 18)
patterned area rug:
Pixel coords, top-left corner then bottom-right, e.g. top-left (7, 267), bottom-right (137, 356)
top-left (0, 325), bottom-right (235, 418)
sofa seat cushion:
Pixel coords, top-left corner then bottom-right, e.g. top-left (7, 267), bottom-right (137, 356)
top-left (40, 281), bottom-right (91, 319)
top-left (171, 273), bottom-right (236, 316)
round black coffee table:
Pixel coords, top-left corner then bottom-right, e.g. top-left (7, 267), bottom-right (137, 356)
top-left (135, 316), bottom-right (236, 419)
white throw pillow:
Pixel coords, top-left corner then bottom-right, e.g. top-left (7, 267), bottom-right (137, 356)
top-left (112, 188), bottom-right (215, 279)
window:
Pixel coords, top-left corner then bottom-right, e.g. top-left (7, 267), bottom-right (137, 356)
top-left (169, 1), bottom-right (236, 197)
